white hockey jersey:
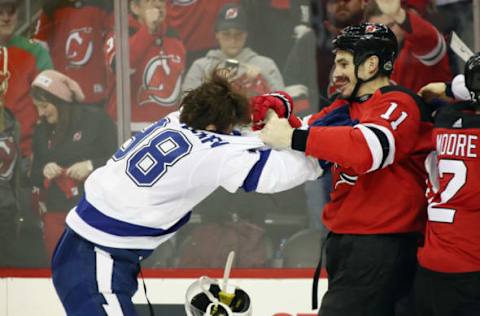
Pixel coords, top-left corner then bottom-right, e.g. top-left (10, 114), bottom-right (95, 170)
top-left (66, 112), bottom-right (322, 250)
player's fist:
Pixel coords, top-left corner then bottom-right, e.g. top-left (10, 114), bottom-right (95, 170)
top-left (43, 162), bottom-right (63, 180)
top-left (145, 8), bottom-right (161, 33)
top-left (251, 91), bottom-right (301, 131)
top-left (260, 115), bottom-right (294, 150)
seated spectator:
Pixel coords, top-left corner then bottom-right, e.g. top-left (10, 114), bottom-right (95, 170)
top-left (0, 0), bottom-right (52, 158)
top-left (182, 3), bottom-right (285, 98)
top-left (365, 0), bottom-right (452, 92)
top-left (0, 47), bottom-right (19, 267)
top-left (105, 0), bottom-right (186, 133)
top-left (30, 70), bottom-right (117, 259)
top-left (33, 0), bottom-right (113, 108)
top-left (166, 0), bottom-right (240, 68)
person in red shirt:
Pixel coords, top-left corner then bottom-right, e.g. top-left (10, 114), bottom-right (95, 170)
top-left (258, 23), bottom-right (432, 315)
top-left (166, 0), bottom-right (240, 68)
top-left (0, 0), bottom-right (52, 158)
top-left (105, 0), bottom-right (186, 133)
top-left (414, 53), bottom-right (480, 316)
top-left (365, 0), bottom-right (452, 93)
top-left (33, 0), bottom-right (113, 108)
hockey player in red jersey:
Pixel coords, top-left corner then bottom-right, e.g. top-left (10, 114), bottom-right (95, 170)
top-left (414, 53), bottom-right (480, 316)
top-left (33, 0), bottom-right (112, 108)
top-left (105, 0), bottom-right (186, 132)
top-left (258, 23), bottom-right (433, 315)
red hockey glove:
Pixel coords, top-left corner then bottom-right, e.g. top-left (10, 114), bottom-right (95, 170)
top-left (251, 91), bottom-right (302, 130)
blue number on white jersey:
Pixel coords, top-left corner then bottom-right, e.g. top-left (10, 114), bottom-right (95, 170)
top-left (112, 118), bottom-right (192, 187)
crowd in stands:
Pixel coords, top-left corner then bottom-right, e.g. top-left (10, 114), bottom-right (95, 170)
top-left (0, 0), bottom-right (475, 268)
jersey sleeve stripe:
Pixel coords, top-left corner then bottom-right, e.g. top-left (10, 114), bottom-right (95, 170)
top-left (413, 32), bottom-right (447, 66)
top-left (355, 123), bottom-right (396, 172)
top-left (242, 149), bottom-right (271, 192)
top-left (364, 123), bottom-right (396, 169)
top-left (354, 124), bottom-right (384, 172)
top-left (76, 197), bottom-right (191, 237)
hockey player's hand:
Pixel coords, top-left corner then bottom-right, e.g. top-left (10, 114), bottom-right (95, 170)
top-left (418, 82), bottom-right (448, 103)
top-left (251, 91), bottom-right (302, 131)
top-left (375, 0), bottom-right (406, 23)
top-left (43, 162), bottom-right (63, 180)
top-left (66, 160), bottom-right (93, 181)
top-left (145, 8), bottom-right (162, 34)
top-left (260, 114), bottom-right (294, 150)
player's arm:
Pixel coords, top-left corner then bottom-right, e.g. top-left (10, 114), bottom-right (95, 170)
top-left (241, 148), bottom-right (323, 193)
top-left (262, 92), bottom-right (421, 175)
top-left (418, 74), bottom-right (470, 102)
top-left (218, 143), bottom-right (323, 194)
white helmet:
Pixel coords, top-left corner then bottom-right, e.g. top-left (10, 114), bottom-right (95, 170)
top-left (185, 276), bottom-right (252, 316)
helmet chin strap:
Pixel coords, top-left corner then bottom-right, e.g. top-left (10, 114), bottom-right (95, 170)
top-left (347, 60), bottom-right (382, 102)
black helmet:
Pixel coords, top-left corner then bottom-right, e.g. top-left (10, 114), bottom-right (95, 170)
top-left (333, 23), bottom-right (398, 76)
top-left (465, 52), bottom-right (480, 104)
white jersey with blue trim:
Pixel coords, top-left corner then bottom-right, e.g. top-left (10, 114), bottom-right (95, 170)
top-left (66, 111), bottom-right (322, 250)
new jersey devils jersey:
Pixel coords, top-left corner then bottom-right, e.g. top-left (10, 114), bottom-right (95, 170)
top-left (105, 17), bottom-right (186, 131)
top-left (34, 2), bottom-right (112, 104)
top-left (66, 111), bottom-right (322, 249)
top-left (305, 86), bottom-right (433, 234)
top-left (166, 0), bottom-right (240, 52)
top-left (418, 103), bottom-right (480, 273)
top-left (391, 10), bottom-right (451, 92)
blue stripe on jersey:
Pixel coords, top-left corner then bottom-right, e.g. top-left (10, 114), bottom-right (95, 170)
top-left (75, 197), bottom-right (192, 237)
top-left (242, 149), bottom-right (271, 192)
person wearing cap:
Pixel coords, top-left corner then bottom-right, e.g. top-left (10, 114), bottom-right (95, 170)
top-left (30, 70), bottom-right (117, 259)
top-left (182, 3), bottom-right (284, 98)
top-left (105, 0), bottom-right (186, 133)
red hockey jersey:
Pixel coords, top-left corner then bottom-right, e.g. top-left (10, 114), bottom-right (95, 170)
top-left (391, 10), bottom-right (451, 93)
top-left (33, 2), bottom-right (112, 104)
top-left (166, 0), bottom-right (239, 52)
top-left (306, 86), bottom-right (433, 234)
top-left (105, 17), bottom-right (186, 131)
top-left (418, 103), bottom-right (480, 273)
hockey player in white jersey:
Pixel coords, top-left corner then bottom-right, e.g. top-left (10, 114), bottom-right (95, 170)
top-left (51, 72), bottom-right (323, 316)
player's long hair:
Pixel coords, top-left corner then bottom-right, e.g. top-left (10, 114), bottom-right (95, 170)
top-left (180, 71), bottom-right (251, 132)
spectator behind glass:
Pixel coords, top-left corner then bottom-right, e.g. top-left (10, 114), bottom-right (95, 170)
top-left (32, 0), bottom-right (113, 108)
top-left (166, 0), bottom-right (240, 68)
top-left (0, 0), bottom-right (52, 158)
top-left (182, 3), bottom-right (284, 98)
top-left (365, 0), bottom-right (452, 93)
top-left (316, 0), bottom-right (367, 98)
top-left (105, 0), bottom-right (186, 133)
top-left (0, 47), bottom-right (19, 267)
top-left (242, 0), bottom-right (319, 114)
top-left (30, 70), bottom-right (117, 259)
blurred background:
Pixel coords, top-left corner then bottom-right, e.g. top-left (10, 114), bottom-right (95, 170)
top-left (0, 0), bottom-right (478, 272)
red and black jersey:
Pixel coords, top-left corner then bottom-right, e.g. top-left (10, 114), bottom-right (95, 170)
top-left (33, 2), bottom-right (112, 104)
top-left (300, 86), bottom-right (433, 234)
top-left (105, 16), bottom-right (186, 131)
top-left (391, 10), bottom-right (451, 92)
top-left (166, 0), bottom-right (239, 52)
top-left (418, 102), bottom-right (480, 273)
